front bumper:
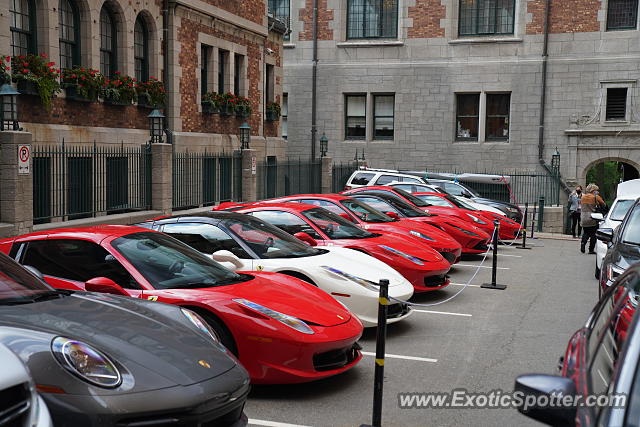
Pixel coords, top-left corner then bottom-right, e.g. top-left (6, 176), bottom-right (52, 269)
top-left (42, 365), bottom-right (250, 427)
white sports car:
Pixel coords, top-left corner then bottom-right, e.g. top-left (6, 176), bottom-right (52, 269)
top-left (138, 213), bottom-right (415, 327)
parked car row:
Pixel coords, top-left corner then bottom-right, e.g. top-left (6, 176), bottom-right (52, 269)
top-left (0, 185), bottom-right (524, 425)
top-left (515, 179), bottom-right (640, 426)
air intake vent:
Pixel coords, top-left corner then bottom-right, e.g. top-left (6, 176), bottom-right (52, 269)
top-left (606, 88), bottom-right (627, 121)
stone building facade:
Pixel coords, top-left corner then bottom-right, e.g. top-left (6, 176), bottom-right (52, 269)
top-left (0, 0), bottom-right (286, 157)
top-left (280, 0), bottom-right (640, 187)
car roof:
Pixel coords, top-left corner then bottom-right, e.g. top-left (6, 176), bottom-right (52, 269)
top-left (151, 211), bottom-right (253, 224)
top-left (344, 185), bottom-right (406, 194)
top-left (11, 225), bottom-right (151, 243)
top-left (235, 202), bottom-right (319, 213)
top-left (275, 194), bottom-right (351, 202)
top-left (352, 169), bottom-right (425, 179)
top-left (617, 179), bottom-right (640, 198)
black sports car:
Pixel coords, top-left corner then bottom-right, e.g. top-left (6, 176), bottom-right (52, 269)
top-left (0, 252), bottom-right (250, 426)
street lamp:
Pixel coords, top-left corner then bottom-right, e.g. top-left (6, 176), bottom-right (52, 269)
top-left (320, 133), bottom-right (328, 157)
top-left (148, 109), bottom-right (165, 143)
top-left (0, 83), bottom-right (20, 131)
top-left (239, 122), bottom-right (251, 150)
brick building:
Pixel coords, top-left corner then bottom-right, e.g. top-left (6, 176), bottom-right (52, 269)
top-left (279, 0), bottom-right (640, 188)
top-left (0, 0), bottom-right (286, 154)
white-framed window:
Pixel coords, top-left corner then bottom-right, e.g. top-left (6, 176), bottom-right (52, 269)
top-left (455, 91), bottom-right (511, 142)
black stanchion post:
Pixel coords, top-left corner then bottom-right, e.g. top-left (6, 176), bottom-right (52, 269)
top-left (361, 279), bottom-right (389, 427)
top-left (530, 203), bottom-right (537, 239)
top-left (517, 203), bottom-right (532, 250)
top-left (537, 196), bottom-right (545, 233)
top-left (482, 220), bottom-right (507, 290)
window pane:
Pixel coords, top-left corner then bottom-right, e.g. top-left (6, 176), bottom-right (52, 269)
top-left (606, 88), bottom-right (628, 121)
top-left (456, 93), bottom-right (480, 140)
top-left (607, 0), bottom-right (639, 30)
top-left (100, 6), bottom-right (115, 76)
top-left (163, 223), bottom-right (251, 258)
top-left (59, 0), bottom-right (78, 69)
top-left (347, 117), bottom-right (366, 138)
top-left (374, 95), bottom-right (394, 139)
top-left (346, 95), bottom-right (367, 139)
top-left (375, 95), bottom-right (394, 115)
top-left (134, 17), bottom-right (148, 82)
top-left (486, 93), bottom-right (510, 140)
top-left (347, 0), bottom-right (398, 39)
top-left (10, 0), bottom-right (33, 56)
top-left (347, 95), bottom-right (366, 116)
top-left (269, 0), bottom-right (290, 40)
top-left (459, 0), bottom-right (515, 36)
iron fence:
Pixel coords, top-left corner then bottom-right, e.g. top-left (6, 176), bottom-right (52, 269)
top-left (332, 162), bottom-right (358, 192)
top-left (422, 169), bottom-right (561, 206)
top-left (172, 150), bottom-right (242, 210)
top-left (33, 141), bottom-right (152, 224)
top-left (256, 157), bottom-right (321, 200)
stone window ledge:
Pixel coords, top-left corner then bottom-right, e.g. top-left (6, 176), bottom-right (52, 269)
top-left (449, 37), bottom-right (523, 45)
top-left (337, 40), bottom-right (405, 48)
top-left (565, 128), bottom-right (640, 136)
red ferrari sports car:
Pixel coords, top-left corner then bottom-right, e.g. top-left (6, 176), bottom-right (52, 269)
top-left (343, 186), bottom-right (520, 241)
top-left (220, 203), bottom-right (452, 292)
top-left (0, 226), bottom-right (363, 384)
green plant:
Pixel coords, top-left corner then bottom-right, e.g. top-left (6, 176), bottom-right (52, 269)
top-left (61, 66), bottom-right (104, 100)
top-left (202, 91), bottom-right (220, 108)
top-left (266, 101), bottom-right (281, 116)
top-left (135, 76), bottom-right (165, 107)
top-left (102, 73), bottom-right (136, 104)
top-left (0, 56), bottom-right (10, 83)
top-left (11, 53), bottom-right (61, 111)
top-left (234, 96), bottom-right (252, 116)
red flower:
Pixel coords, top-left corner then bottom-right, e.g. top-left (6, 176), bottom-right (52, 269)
top-left (22, 62), bottom-right (28, 67)
top-left (22, 69), bottom-right (28, 73)
top-left (40, 53), bottom-right (48, 58)
top-left (115, 71), bottom-right (121, 75)
top-left (5, 67), bottom-right (10, 72)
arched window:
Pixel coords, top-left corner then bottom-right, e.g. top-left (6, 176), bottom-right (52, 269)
top-left (59, 0), bottom-right (80, 69)
top-left (134, 16), bottom-right (149, 82)
top-left (99, 5), bottom-right (117, 77)
top-left (10, 0), bottom-right (36, 56)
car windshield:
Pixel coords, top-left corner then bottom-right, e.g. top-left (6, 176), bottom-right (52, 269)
top-left (622, 207), bottom-right (640, 246)
top-left (443, 194), bottom-right (478, 210)
top-left (339, 199), bottom-right (395, 223)
top-left (414, 194), bottom-right (455, 207)
top-left (0, 253), bottom-right (56, 305)
top-left (224, 217), bottom-right (322, 259)
top-left (301, 208), bottom-right (376, 239)
top-left (355, 196), bottom-right (425, 218)
top-left (390, 188), bottom-right (430, 207)
top-left (112, 232), bottom-right (244, 289)
top-left (611, 199), bottom-right (635, 221)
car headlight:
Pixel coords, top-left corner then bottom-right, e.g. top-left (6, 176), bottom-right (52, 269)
top-left (606, 264), bottom-right (625, 283)
top-left (321, 266), bottom-right (380, 292)
top-left (466, 214), bottom-right (487, 225)
top-left (378, 244), bottom-right (424, 265)
top-left (447, 223), bottom-right (481, 238)
top-left (181, 308), bottom-right (219, 343)
top-left (51, 337), bottom-right (121, 388)
top-left (409, 230), bottom-right (435, 242)
top-left (233, 299), bottom-right (314, 335)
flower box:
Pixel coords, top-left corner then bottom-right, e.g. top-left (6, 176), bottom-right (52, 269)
top-left (220, 103), bottom-right (234, 116)
top-left (64, 85), bottom-right (98, 102)
top-left (202, 102), bottom-right (219, 114)
top-left (266, 110), bottom-right (280, 121)
top-left (17, 80), bottom-right (38, 96)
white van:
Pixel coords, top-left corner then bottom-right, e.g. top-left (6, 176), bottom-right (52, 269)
top-left (344, 168), bottom-right (427, 189)
top-left (595, 179), bottom-right (640, 278)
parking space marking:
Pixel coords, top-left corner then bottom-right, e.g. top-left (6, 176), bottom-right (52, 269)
top-left (455, 264), bottom-right (510, 270)
top-left (249, 419), bottom-right (312, 427)
top-left (362, 351), bottom-right (438, 363)
top-left (413, 309), bottom-right (472, 317)
top-left (496, 253), bottom-right (522, 258)
top-left (450, 282), bottom-right (482, 288)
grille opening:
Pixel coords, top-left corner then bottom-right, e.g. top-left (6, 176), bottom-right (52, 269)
top-left (0, 382), bottom-right (31, 427)
top-left (424, 275), bottom-right (449, 288)
top-left (313, 343), bottom-right (361, 372)
top-left (440, 251), bottom-right (457, 264)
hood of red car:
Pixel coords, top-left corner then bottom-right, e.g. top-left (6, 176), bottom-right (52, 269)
top-left (221, 272), bottom-right (352, 327)
top-left (361, 221), bottom-right (461, 250)
top-left (331, 233), bottom-right (445, 263)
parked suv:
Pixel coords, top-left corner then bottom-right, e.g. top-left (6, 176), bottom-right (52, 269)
top-left (598, 197), bottom-right (640, 298)
top-left (344, 168), bottom-right (427, 189)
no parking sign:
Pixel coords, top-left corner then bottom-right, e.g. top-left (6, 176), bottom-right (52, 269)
top-left (18, 144), bottom-right (30, 175)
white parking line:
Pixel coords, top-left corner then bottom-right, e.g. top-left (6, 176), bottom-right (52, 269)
top-left (249, 419), bottom-right (312, 427)
top-left (496, 253), bottom-right (522, 258)
top-left (362, 351), bottom-right (438, 363)
top-left (413, 309), bottom-right (472, 317)
top-left (455, 264), bottom-right (510, 270)
top-left (450, 282), bottom-right (482, 288)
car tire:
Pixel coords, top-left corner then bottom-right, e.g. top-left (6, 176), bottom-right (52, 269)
top-left (193, 310), bottom-right (239, 356)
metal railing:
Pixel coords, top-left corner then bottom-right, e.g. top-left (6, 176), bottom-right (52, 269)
top-left (33, 141), bottom-right (152, 224)
top-left (332, 162), bottom-right (358, 192)
top-left (172, 150), bottom-right (242, 210)
top-left (256, 157), bottom-right (321, 200)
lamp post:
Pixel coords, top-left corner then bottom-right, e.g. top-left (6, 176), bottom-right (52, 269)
top-left (320, 133), bottom-right (328, 157)
top-left (0, 83), bottom-right (20, 131)
top-left (239, 122), bottom-right (251, 150)
top-left (148, 109), bottom-right (165, 143)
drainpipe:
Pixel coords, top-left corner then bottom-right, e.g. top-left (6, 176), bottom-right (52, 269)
top-left (162, 0), bottom-right (174, 144)
top-left (537, 0), bottom-right (569, 194)
top-left (310, 0), bottom-right (318, 162)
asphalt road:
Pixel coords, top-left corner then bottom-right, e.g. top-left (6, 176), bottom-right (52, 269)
top-left (245, 237), bottom-right (598, 427)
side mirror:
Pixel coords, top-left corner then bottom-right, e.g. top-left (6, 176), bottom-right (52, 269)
top-left (85, 277), bottom-right (129, 296)
top-left (212, 250), bottom-right (244, 270)
top-left (591, 213), bottom-right (604, 221)
top-left (338, 212), bottom-right (354, 223)
top-left (514, 374), bottom-right (577, 426)
top-left (596, 228), bottom-right (614, 243)
top-left (385, 211), bottom-right (400, 220)
top-left (294, 232), bottom-right (318, 247)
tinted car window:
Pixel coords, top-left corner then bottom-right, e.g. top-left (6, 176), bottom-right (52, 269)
top-left (301, 208), bottom-right (375, 240)
top-left (417, 195), bottom-right (453, 207)
top-left (339, 199), bottom-right (395, 223)
top-left (350, 172), bottom-right (375, 186)
top-left (162, 223), bottom-right (251, 258)
top-left (622, 206), bottom-right (640, 245)
top-left (249, 210), bottom-right (322, 239)
top-left (611, 199), bottom-right (635, 221)
top-left (0, 253), bottom-right (55, 305)
top-left (21, 239), bottom-right (137, 288)
top-left (393, 184), bottom-right (415, 192)
top-left (353, 197), bottom-right (400, 215)
top-left (375, 175), bottom-right (398, 185)
top-left (444, 182), bottom-right (465, 196)
top-left (403, 177), bottom-right (422, 184)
